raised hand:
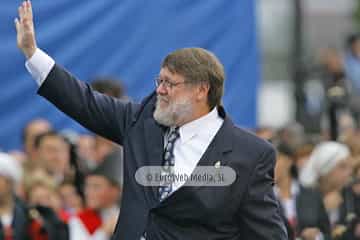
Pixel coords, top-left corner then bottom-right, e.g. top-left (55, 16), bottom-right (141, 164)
top-left (15, 0), bottom-right (37, 59)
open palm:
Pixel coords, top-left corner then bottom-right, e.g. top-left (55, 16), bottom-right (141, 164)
top-left (15, 0), bottom-right (37, 59)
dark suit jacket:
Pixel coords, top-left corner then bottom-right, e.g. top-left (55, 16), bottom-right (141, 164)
top-left (296, 186), bottom-right (331, 240)
top-left (37, 64), bottom-right (287, 240)
top-left (0, 201), bottom-right (29, 240)
top-left (279, 185), bottom-right (331, 240)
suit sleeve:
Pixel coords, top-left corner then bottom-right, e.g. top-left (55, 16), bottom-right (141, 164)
top-left (37, 64), bottom-right (139, 145)
top-left (236, 147), bottom-right (288, 240)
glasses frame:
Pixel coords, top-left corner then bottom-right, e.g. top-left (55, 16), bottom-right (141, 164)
top-left (154, 77), bottom-right (189, 90)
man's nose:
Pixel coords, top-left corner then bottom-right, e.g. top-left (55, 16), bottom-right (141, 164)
top-left (156, 83), bottom-right (167, 95)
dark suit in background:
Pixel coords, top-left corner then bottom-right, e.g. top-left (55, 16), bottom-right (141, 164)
top-left (37, 64), bottom-right (287, 240)
top-left (296, 186), bottom-right (331, 239)
top-left (277, 184), bottom-right (331, 240)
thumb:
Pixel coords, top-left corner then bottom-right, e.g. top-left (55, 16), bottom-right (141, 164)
top-left (14, 18), bottom-right (21, 32)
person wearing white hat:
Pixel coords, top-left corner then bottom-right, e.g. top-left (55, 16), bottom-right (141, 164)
top-left (299, 141), bottom-right (351, 192)
top-left (0, 152), bottom-right (25, 239)
top-left (299, 141), bottom-right (352, 228)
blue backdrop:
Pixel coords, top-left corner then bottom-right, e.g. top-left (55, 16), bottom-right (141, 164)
top-left (0, 0), bottom-right (260, 151)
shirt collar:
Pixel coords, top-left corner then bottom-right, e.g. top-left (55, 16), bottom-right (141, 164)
top-left (178, 107), bottom-right (219, 144)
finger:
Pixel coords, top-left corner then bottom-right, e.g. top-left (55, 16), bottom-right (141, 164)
top-left (14, 18), bottom-right (20, 32)
top-left (21, 1), bottom-right (28, 21)
top-left (24, 1), bottom-right (29, 15)
top-left (27, 0), bottom-right (33, 19)
top-left (18, 6), bottom-right (24, 22)
top-left (22, 1), bottom-right (27, 13)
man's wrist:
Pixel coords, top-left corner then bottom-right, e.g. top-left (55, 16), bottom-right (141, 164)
top-left (24, 46), bottom-right (37, 59)
top-left (25, 48), bottom-right (55, 86)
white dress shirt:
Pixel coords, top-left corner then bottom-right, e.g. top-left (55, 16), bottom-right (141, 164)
top-left (169, 107), bottom-right (223, 192)
top-left (25, 48), bottom-right (55, 86)
top-left (25, 48), bottom-right (224, 193)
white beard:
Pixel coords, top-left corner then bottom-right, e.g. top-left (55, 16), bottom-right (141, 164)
top-left (153, 95), bottom-right (193, 126)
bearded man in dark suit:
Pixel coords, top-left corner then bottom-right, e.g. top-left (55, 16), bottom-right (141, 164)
top-left (15, 1), bottom-right (287, 239)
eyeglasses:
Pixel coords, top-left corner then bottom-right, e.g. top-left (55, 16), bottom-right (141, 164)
top-left (155, 77), bottom-right (188, 90)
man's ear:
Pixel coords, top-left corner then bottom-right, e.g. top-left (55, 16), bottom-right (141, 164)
top-left (196, 82), bottom-right (210, 102)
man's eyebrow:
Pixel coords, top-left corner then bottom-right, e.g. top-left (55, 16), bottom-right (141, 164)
top-left (159, 76), bottom-right (171, 81)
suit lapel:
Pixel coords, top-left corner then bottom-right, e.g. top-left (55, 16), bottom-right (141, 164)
top-left (159, 108), bottom-right (234, 206)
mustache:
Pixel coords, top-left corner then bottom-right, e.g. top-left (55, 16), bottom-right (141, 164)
top-left (157, 95), bottom-right (169, 103)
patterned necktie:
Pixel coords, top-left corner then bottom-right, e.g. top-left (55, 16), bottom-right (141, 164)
top-left (140, 127), bottom-right (180, 239)
top-left (158, 127), bottom-right (180, 201)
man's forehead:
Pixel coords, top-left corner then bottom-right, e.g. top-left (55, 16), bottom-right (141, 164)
top-left (159, 67), bottom-right (171, 76)
top-left (159, 67), bottom-right (185, 81)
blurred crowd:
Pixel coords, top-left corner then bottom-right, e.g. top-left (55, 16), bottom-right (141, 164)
top-left (255, 33), bottom-right (360, 240)
top-left (3, 34), bottom-right (360, 239)
top-left (0, 78), bottom-right (124, 240)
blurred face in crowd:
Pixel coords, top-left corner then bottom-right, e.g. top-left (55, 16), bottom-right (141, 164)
top-left (85, 175), bottom-right (119, 210)
top-left (77, 135), bottom-right (96, 164)
top-left (0, 176), bottom-right (12, 204)
top-left (321, 48), bottom-right (343, 73)
top-left (321, 158), bottom-right (352, 192)
top-left (154, 67), bottom-right (209, 126)
top-left (24, 119), bottom-right (52, 161)
top-left (59, 183), bottom-right (83, 212)
top-left (28, 184), bottom-right (54, 207)
top-left (38, 135), bottom-right (70, 176)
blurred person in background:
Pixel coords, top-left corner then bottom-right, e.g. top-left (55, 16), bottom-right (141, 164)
top-left (344, 33), bottom-right (360, 125)
top-left (33, 131), bottom-right (73, 185)
top-left (274, 143), bottom-right (331, 240)
top-left (89, 78), bottom-right (125, 197)
top-left (294, 143), bottom-right (315, 171)
top-left (68, 163), bottom-right (121, 240)
top-left (333, 151), bottom-right (360, 240)
top-left (336, 161), bottom-right (360, 240)
top-left (344, 133), bottom-right (360, 159)
top-left (0, 152), bottom-right (26, 239)
top-left (0, 152), bottom-right (68, 239)
top-left (76, 134), bottom-right (96, 170)
top-left (22, 118), bottom-right (52, 169)
top-left (319, 48), bottom-right (350, 140)
top-left (60, 132), bottom-right (86, 206)
top-left (24, 169), bottom-right (58, 210)
top-left (299, 142), bottom-right (352, 238)
top-left (337, 113), bottom-right (357, 142)
top-left (24, 169), bottom-right (64, 219)
top-left (23, 168), bottom-right (70, 239)
top-left (278, 123), bottom-right (307, 151)
top-left (58, 181), bottom-right (84, 221)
